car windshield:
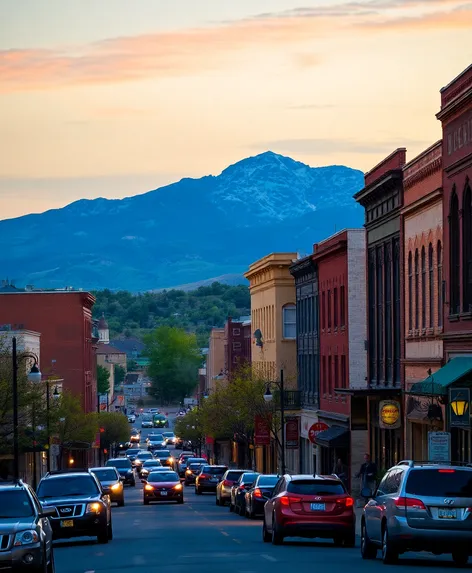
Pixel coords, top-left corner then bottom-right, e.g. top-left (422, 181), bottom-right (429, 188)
top-left (189, 463), bottom-right (203, 470)
top-left (107, 459), bottom-right (131, 468)
top-left (143, 461), bottom-right (161, 467)
top-left (156, 451), bottom-right (171, 457)
top-left (257, 476), bottom-right (279, 487)
top-left (202, 467), bottom-right (227, 475)
top-left (0, 490), bottom-right (34, 518)
top-left (188, 459), bottom-right (206, 464)
top-left (241, 473), bottom-right (259, 483)
top-left (149, 435), bottom-right (164, 440)
top-left (137, 453), bottom-right (153, 460)
top-left (92, 469), bottom-right (118, 481)
top-left (37, 475), bottom-right (99, 498)
top-left (405, 469), bottom-right (472, 497)
top-left (288, 480), bottom-right (345, 495)
top-left (163, 433), bottom-right (174, 437)
top-left (148, 472), bottom-right (179, 482)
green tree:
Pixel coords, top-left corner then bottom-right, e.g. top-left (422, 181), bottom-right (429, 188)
top-left (144, 326), bottom-right (202, 404)
top-left (114, 365), bottom-right (126, 386)
top-left (97, 411), bottom-right (129, 453)
top-left (127, 359), bottom-right (138, 371)
top-left (174, 408), bottom-right (204, 452)
top-left (97, 365), bottom-right (110, 394)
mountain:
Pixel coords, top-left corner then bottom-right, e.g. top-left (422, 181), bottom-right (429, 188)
top-left (0, 151), bottom-right (365, 291)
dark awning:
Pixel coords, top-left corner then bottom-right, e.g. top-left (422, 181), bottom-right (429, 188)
top-left (315, 425), bottom-right (349, 449)
top-left (408, 357), bottom-right (472, 397)
top-left (334, 387), bottom-right (401, 396)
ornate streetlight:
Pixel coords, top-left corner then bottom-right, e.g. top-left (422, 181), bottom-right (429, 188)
top-left (263, 369), bottom-right (286, 475)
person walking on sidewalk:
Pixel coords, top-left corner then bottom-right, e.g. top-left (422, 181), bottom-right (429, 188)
top-left (332, 458), bottom-right (348, 488)
top-left (356, 453), bottom-right (377, 497)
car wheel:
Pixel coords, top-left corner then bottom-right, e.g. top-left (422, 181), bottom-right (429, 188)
top-left (381, 527), bottom-right (398, 564)
top-left (47, 548), bottom-right (56, 573)
top-left (452, 550), bottom-right (469, 567)
top-left (262, 518), bottom-right (271, 543)
top-left (271, 515), bottom-right (284, 545)
top-left (360, 521), bottom-right (377, 559)
top-left (196, 487), bottom-right (202, 495)
top-left (97, 526), bottom-right (109, 544)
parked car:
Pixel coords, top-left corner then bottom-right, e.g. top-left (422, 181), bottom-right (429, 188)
top-left (195, 465), bottom-right (228, 495)
top-left (262, 474), bottom-right (355, 546)
top-left (106, 458), bottom-right (136, 486)
top-left (216, 469), bottom-right (250, 506)
top-left (245, 474), bottom-right (279, 518)
top-left (230, 472), bottom-right (260, 514)
top-left (361, 461), bottom-right (472, 566)
top-left (90, 467), bottom-right (125, 506)
top-left (37, 470), bottom-right (113, 544)
top-left (0, 479), bottom-right (56, 572)
top-left (143, 470), bottom-right (184, 505)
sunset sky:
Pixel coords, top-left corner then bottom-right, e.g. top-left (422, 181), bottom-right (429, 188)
top-left (1, 0), bottom-right (471, 220)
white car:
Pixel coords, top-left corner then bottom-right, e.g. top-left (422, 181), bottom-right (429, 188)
top-left (127, 414), bottom-right (136, 423)
top-left (141, 419), bottom-right (153, 429)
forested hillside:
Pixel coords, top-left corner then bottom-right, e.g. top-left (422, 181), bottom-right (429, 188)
top-left (92, 282), bottom-right (250, 345)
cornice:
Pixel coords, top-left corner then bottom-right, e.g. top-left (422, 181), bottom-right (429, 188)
top-left (354, 172), bottom-right (403, 207)
top-left (437, 89), bottom-right (472, 122)
top-left (312, 239), bottom-right (347, 262)
top-left (289, 256), bottom-right (316, 277)
top-left (402, 188), bottom-right (442, 217)
top-left (404, 158), bottom-right (442, 190)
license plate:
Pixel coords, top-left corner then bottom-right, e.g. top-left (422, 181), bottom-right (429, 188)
top-left (210, 478), bottom-right (218, 482)
top-left (438, 508), bottom-right (457, 519)
top-left (310, 503), bottom-right (326, 511)
top-left (60, 520), bottom-right (74, 527)
top-left (160, 491), bottom-right (168, 496)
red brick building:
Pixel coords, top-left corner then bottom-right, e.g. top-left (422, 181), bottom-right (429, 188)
top-left (0, 289), bottom-right (98, 413)
top-left (224, 316), bottom-right (251, 377)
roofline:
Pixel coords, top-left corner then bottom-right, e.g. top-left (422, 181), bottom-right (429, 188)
top-left (403, 140), bottom-right (442, 172)
top-left (440, 63), bottom-right (472, 93)
top-left (364, 148), bottom-right (407, 181)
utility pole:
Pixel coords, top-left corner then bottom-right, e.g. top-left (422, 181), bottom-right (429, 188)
top-left (280, 369), bottom-right (286, 475)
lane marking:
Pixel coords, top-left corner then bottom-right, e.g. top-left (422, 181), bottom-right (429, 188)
top-left (232, 538), bottom-right (241, 544)
top-left (220, 531), bottom-right (230, 536)
top-left (261, 554), bottom-right (277, 562)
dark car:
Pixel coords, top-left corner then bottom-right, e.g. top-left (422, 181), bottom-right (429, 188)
top-left (106, 458), bottom-right (136, 486)
top-left (90, 467), bottom-right (125, 506)
top-left (133, 451), bottom-right (155, 475)
top-left (195, 465), bottom-right (228, 495)
top-left (184, 462), bottom-right (205, 485)
top-left (152, 414), bottom-right (169, 428)
top-left (125, 448), bottom-right (139, 465)
top-left (177, 452), bottom-right (196, 477)
top-left (139, 460), bottom-right (163, 479)
top-left (0, 480), bottom-right (56, 572)
top-left (244, 474), bottom-right (279, 518)
top-left (216, 469), bottom-right (250, 506)
top-left (143, 471), bottom-right (184, 505)
top-left (153, 450), bottom-right (174, 468)
top-left (36, 470), bottom-right (113, 544)
top-left (230, 472), bottom-right (260, 514)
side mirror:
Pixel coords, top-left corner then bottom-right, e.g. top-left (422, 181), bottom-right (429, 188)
top-left (40, 507), bottom-right (56, 518)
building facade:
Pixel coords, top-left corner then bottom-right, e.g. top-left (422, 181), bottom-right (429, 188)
top-left (224, 316), bottom-right (251, 377)
top-left (354, 150), bottom-right (405, 472)
top-left (206, 328), bottom-right (225, 392)
top-left (402, 141), bottom-right (444, 459)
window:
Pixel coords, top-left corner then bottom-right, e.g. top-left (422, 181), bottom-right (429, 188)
top-left (405, 469), bottom-right (472, 497)
top-left (450, 190), bottom-right (460, 314)
top-left (407, 251), bottom-right (412, 331)
top-left (437, 241), bottom-right (443, 327)
top-left (321, 292), bottom-right (326, 330)
top-left (414, 249), bottom-right (419, 329)
top-left (327, 290), bottom-right (331, 329)
top-left (287, 479), bottom-right (345, 495)
top-left (340, 285), bottom-right (345, 327)
top-left (232, 342), bottom-right (241, 350)
top-left (322, 356), bottom-right (326, 394)
top-left (463, 185), bottom-right (472, 312)
top-left (282, 305), bottom-right (296, 339)
top-left (421, 246), bottom-right (426, 329)
top-left (333, 288), bottom-right (338, 328)
top-left (428, 243), bottom-right (434, 328)
top-left (341, 355), bottom-right (346, 388)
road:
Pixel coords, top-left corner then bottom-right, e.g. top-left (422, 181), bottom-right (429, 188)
top-left (52, 416), bottom-right (464, 573)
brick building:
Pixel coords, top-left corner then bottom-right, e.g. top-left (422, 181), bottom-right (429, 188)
top-left (224, 316), bottom-right (251, 377)
top-left (402, 141), bottom-right (444, 459)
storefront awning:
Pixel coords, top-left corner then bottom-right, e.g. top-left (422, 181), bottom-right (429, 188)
top-left (334, 387), bottom-right (401, 396)
top-left (408, 357), bottom-right (472, 397)
top-left (315, 426), bottom-right (349, 449)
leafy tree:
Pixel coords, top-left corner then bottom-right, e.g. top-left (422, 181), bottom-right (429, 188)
top-left (97, 365), bottom-right (110, 394)
top-left (174, 408), bottom-right (204, 454)
top-left (97, 412), bottom-right (129, 453)
top-left (114, 365), bottom-right (126, 386)
top-left (144, 326), bottom-right (202, 404)
top-left (127, 359), bottom-right (138, 371)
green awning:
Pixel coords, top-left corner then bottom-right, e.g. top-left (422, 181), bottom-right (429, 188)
top-left (409, 357), bottom-right (472, 396)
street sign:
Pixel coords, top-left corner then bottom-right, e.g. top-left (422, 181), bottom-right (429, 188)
top-left (428, 431), bottom-right (451, 462)
top-left (308, 422), bottom-right (328, 444)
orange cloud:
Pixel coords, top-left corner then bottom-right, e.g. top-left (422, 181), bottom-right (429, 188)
top-left (0, 1), bottom-right (469, 93)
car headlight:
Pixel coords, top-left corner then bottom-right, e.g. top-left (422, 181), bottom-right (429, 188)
top-left (174, 483), bottom-right (183, 491)
top-left (135, 460), bottom-right (142, 466)
top-left (186, 469), bottom-right (191, 474)
top-left (144, 484), bottom-right (154, 491)
top-left (14, 530), bottom-right (39, 546)
top-left (168, 457), bottom-right (174, 462)
top-left (111, 483), bottom-right (122, 491)
top-left (86, 502), bottom-right (103, 513)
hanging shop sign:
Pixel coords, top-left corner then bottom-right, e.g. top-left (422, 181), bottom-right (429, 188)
top-left (308, 422), bottom-right (329, 444)
top-left (379, 400), bottom-right (401, 429)
top-left (285, 417), bottom-right (299, 449)
top-left (254, 415), bottom-right (271, 446)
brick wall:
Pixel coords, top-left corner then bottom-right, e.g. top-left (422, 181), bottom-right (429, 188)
top-left (365, 148), bottom-right (407, 187)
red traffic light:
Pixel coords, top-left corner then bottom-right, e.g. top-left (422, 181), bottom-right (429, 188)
top-left (99, 427), bottom-right (105, 433)
top-left (103, 449), bottom-right (108, 454)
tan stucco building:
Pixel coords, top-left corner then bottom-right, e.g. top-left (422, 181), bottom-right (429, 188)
top-left (206, 328), bottom-right (226, 392)
top-left (245, 253), bottom-right (298, 384)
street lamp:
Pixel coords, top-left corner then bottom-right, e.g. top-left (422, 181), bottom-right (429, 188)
top-left (450, 391), bottom-right (469, 416)
top-left (263, 369), bottom-right (285, 475)
top-left (45, 384), bottom-right (61, 472)
top-left (11, 336), bottom-right (42, 482)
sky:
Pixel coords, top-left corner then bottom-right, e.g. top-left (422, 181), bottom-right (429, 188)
top-left (1, 0), bottom-right (471, 220)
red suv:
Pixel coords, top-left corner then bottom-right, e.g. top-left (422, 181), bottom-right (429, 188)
top-left (262, 474), bottom-right (355, 546)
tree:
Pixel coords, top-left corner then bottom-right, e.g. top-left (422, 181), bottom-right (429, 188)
top-left (174, 408), bottom-right (204, 453)
top-left (127, 359), bottom-right (138, 372)
top-left (144, 326), bottom-right (202, 404)
top-left (98, 412), bottom-right (129, 454)
top-left (114, 365), bottom-right (126, 386)
top-left (97, 365), bottom-right (110, 394)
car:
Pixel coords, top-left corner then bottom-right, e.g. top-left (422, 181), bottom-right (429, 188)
top-left (125, 448), bottom-right (140, 465)
top-left (130, 430), bottom-right (141, 443)
top-left (90, 467), bottom-right (125, 507)
top-left (162, 431), bottom-right (176, 445)
top-left (152, 414), bottom-right (169, 428)
top-left (184, 462), bottom-right (205, 485)
top-left (134, 452), bottom-right (156, 475)
top-left (244, 474), bottom-right (279, 518)
top-left (153, 450), bottom-right (175, 468)
top-left (177, 452), bottom-right (196, 476)
top-left (216, 469), bottom-right (250, 506)
top-left (141, 417), bottom-right (153, 429)
top-left (0, 479), bottom-right (56, 572)
top-left (195, 465), bottom-right (228, 495)
top-left (262, 474), bottom-right (355, 547)
top-left (36, 470), bottom-right (113, 544)
top-left (140, 460), bottom-right (163, 479)
top-left (149, 408), bottom-right (160, 414)
top-left (142, 470), bottom-right (184, 505)
top-left (116, 441), bottom-right (131, 453)
top-left (147, 433), bottom-right (166, 450)
top-left (127, 414), bottom-right (136, 423)
top-left (230, 472), bottom-right (260, 514)
top-left (361, 461), bottom-right (472, 566)
top-left (106, 458), bottom-right (136, 486)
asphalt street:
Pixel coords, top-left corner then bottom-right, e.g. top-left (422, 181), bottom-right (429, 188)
top-left (52, 415), bottom-right (467, 573)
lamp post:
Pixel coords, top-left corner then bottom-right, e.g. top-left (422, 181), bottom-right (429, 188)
top-left (264, 369), bottom-right (286, 475)
top-left (46, 384), bottom-right (60, 472)
top-left (11, 337), bottom-right (42, 482)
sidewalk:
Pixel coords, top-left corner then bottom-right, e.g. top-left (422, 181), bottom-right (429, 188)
top-left (354, 501), bottom-right (364, 536)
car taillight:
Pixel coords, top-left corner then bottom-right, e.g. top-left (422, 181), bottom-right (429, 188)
top-left (438, 469), bottom-right (455, 473)
top-left (336, 497), bottom-right (354, 507)
top-left (394, 497), bottom-right (426, 510)
top-left (200, 474), bottom-right (210, 480)
top-left (280, 496), bottom-right (302, 506)
top-left (238, 485), bottom-right (245, 490)
top-left (223, 480), bottom-right (232, 486)
top-left (253, 488), bottom-right (263, 498)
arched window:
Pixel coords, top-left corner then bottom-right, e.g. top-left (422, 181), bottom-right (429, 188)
top-left (408, 251), bottom-right (413, 331)
top-left (421, 246), bottom-right (426, 329)
top-left (438, 241), bottom-right (443, 327)
top-left (429, 243), bottom-right (434, 328)
top-left (282, 304), bottom-right (296, 339)
top-left (463, 184), bottom-right (472, 312)
top-left (414, 249), bottom-right (419, 329)
top-left (450, 190), bottom-right (460, 314)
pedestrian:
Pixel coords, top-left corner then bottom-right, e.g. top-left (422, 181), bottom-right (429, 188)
top-left (355, 453), bottom-right (377, 497)
top-left (332, 458), bottom-right (347, 487)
